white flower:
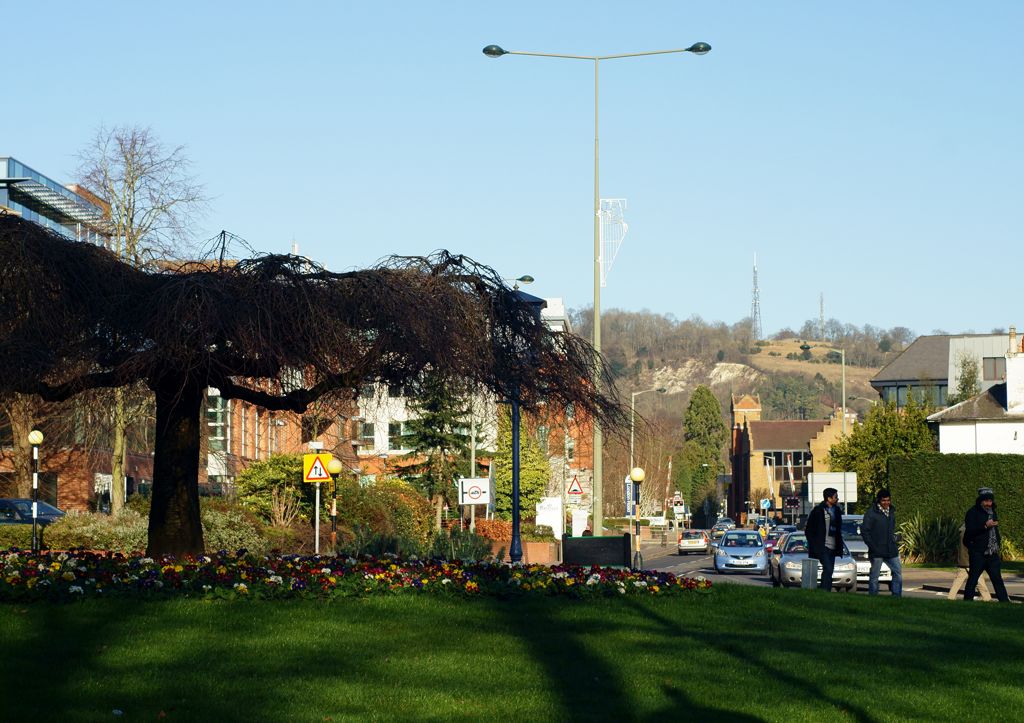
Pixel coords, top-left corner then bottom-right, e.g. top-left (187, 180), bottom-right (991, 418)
top-left (140, 557), bottom-right (154, 564)
top-left (154, 580), bottom-right (164, 589)
top-left (267, 575), bottom-right (283, 585)
top-left (233, 582), bottom-right (248, 592)
top-left (57, 553), bottom-right (69, 562)
top-left (632, 581), bottom-right (648, 588)
top-left (441, 579), bottom-right (452, 585)
top-left (321, 567), bottom-right (333, 574)
top-left (618, 587), bottom-right (626, 594)
top-left (38, 564), bottom-right (47, 572)
top-left (202, 585), bottom-right (212, 592)
top-left (69, 585), bottom-right (84, 594)
top-left (586, 574), bottom-right (601, 586)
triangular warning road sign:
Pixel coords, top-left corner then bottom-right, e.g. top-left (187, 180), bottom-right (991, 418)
top-left (567, 476), bottom-right (584, 495)
top-left (304, 454), bottom-right (332, 482)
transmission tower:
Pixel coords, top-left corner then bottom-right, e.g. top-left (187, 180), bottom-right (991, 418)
top-left (819, 293), bottom-right (825, 340)
top-left (751, 253), bottom-right (763, 341)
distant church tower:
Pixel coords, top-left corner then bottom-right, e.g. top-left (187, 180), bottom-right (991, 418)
top-left (751, 253), bottom-right (763, 341)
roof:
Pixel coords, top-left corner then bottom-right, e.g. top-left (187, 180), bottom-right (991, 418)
top-left (927, 383), bottom-right (1024, 422)
top-left (732, 393), bottom-right (761, 410)
top-left (871, 335), bottom-right (951, 384)
top-left (748, 420), bottom-right (829, 451)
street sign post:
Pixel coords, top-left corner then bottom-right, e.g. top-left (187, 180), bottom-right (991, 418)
top-left (459, 477), bottom-right (491, 533)
top-left (303, 451), bottom-right (333, 554)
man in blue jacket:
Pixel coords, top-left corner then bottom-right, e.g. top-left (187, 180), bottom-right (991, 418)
top-left (804, 487), bottom-right (843, 591)
top-left (963, 488), bottom-right (1010, 602)
top-left (862, 488), bottom-right (902, 597)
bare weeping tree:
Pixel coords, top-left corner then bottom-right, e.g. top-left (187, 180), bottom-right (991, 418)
top-left (75, 125), bottom-right (207, 513)
top-left (0, 215), bottom-right (625, 555)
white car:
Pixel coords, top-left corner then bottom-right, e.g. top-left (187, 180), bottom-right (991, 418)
top-left (842, 515), bottom-right (894, 589)
top-left (677, 529), bottom-right (710, 555)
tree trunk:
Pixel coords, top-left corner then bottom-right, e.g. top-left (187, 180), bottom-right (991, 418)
top-left (6, 394), bottom-right (35, 498)
top-left (147, 377), bottom-right (205, 556)
top-left (110, 387), bottom-right (127, 515)
top-left (433, 494), bottom-right (444, 531)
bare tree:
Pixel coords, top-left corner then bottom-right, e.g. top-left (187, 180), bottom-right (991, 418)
top-left (0, 216), bottom-right (625, 555)
top-left (76, 125), bottom-right (206, 513)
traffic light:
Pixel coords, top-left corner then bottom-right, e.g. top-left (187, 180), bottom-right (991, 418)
top-left (784, 496), bottom-right (800, 509)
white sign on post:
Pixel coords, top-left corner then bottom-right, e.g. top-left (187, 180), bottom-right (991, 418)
top-left (535, 497), bottom-right (564, 539)
top-left (807, 472), bottom-right (858, 504)
top-left (458, 477), bottom-right (491, 505)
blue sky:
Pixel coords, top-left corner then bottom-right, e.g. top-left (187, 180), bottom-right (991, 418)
top-left (6, 2), bottom-right (1023, 337)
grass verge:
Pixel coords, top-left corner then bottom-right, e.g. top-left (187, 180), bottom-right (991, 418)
top-left (1, 585), bottom-right (1022, 721)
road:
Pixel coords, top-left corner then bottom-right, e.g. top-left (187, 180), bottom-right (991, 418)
top-left (639, 540), bottom-right (1024, 602)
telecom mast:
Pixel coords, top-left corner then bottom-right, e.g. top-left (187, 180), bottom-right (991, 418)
top-left (751, 253), bottom-right (763, 341)
top-left (819, 293), bottom-right (825, 340)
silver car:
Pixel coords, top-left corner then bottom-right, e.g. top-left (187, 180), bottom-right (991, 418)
top-left (768, 532), bottom-right (857, 591)
top-left (713, 530), bottom-right (768, 574)
top-left (842, 515), bottom-right (894, 589)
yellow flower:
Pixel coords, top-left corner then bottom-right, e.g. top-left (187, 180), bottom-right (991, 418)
top-left (27, 578), bottom-right (37, 588)
top-left (62, 572), bottom-right (75, 581)
top-left (50, 562), bottom-right (61, 571)
top-left (174, 564), bottom-right (184, 573)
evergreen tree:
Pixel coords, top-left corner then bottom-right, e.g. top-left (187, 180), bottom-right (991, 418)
top-left (399, 373), bottom-right (471, 530)
top-left (492, 407), bottom-right (550, 520)
top-left (682, 386), bottom-right (727, 525)
top-left (947, 355), bottom-right (981, 406)
top-left (826, 396), bottom-right (936, 504)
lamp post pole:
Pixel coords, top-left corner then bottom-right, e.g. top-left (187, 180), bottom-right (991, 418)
top-left (484, 42), bottom-right (710, 537)
top-left (326, 458), bottom-right (344, 553)
top-left (630, 387), bottom-right (667, 470)
top-left (28, 430), bottom-right (43, 553)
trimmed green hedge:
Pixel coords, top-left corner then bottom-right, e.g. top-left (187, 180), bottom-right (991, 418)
top-left (0, 524), bottom-right (34, 549)
top-left (889, 453), bottom-right (1023, 548)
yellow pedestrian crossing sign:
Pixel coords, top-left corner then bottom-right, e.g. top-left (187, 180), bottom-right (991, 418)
top-left (303, 453), bottom-right (333, 483)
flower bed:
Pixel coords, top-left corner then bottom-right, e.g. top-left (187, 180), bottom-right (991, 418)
top-left (1, 549), bottom-right (711, 602)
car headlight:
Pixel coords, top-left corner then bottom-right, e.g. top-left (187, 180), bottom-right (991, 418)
top-left (716, 548), bottom-right (729, 557)
top-left (755, 550), bottom-right (765, 558)
top-left (783, 561), bottom-right (802, 570)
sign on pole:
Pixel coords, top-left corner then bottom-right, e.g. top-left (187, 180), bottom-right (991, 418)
top-left (760, 498), bottom-right (772, 511)
top-left (807, 472), bottom-right (858, 504)
top-left (624, 475), bottom-right (633, 507)
top-left (458, 477), bottom-right (491, 506)
top-left (567, 476), bottom-right (584, 496)
top-left (303, 453), bottom-right (333, 484)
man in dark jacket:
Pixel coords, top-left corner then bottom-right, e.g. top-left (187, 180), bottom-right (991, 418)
top-left (804, 487), bottom-right (843, 591)
top-left (862, 488), bottom-right (902, 597)
top-left (963, 488), bottom-right (1010, 602)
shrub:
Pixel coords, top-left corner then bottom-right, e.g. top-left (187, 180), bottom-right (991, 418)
top-left (890, 453), bottom-right (1024, 549)
top-left (474, 519), bottom-right (512, 541)
top-left (428, 527), bottom-right (495, 562)
top-left (521, 523), bottom-right (555, 542)
top-left (0, 524), bottom-right (33, 549)
top-left (44, 510), bottom-right (148, 553)
top-left (897, 513), bottom-right (960, 564)
top-left (201, 507), bottom-right (269, 555)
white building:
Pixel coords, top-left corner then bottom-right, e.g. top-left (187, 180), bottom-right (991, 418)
top-left (928, 327), bottom-right (1024, 454)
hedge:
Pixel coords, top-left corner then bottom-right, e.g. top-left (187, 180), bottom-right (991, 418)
top-left (889, 453), bottom-right (1023, 548)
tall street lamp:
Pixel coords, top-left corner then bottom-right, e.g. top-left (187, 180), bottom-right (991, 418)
top-left (28, 429), bottom-right (43, 552)
top-left (484, 41), bottom-right (711, 537)
top-left (630, 387), bottom-right (667, 470)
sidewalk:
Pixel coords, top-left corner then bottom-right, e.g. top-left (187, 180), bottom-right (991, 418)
top-left (906, 566), bottom-right (1024, 601)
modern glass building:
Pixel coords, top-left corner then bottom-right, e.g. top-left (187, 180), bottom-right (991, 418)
top-left (0, 156), bottom-right (107, 243)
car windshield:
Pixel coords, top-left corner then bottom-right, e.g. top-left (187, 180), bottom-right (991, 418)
top-left (842, 519), bottom-right (863, 541)
top-left (723, 533), bottom-right (762, 548)
top-left (3, 500), bottom-right (62, 516)
top-left (784, 536), bottom-right (809, 554)
top-left (682, 531), bottom-right (704, 539)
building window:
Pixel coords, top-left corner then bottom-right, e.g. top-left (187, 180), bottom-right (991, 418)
top-left (388, 421), bottom-right (410, 450)
top-left (983, 357), bottom-right (1006, 381)
top-left (206, 394), bottom-right (228, 453)
top-left (566, 437), bottom-right (575, 462)
top-left (536, 425), bottom-right (549, 455)
top-left (360, 422), bottom-right (375, 447)
top-left (255, 410), bottom-right (263, 460)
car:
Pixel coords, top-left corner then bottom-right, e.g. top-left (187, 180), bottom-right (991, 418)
top-left (677, 529), bottom-right (710, 555)
top-left (713, 529), bottom-right (768, 574)
top-left (774, 524), bottom-right (798, 536)
top-left (0, 498), bottom-right (65, 526)
top-left (841, 515), bottom-right (894, 589)
top-left (768, 532), bottom-right (857, 591)
top-left (710, 520), bottom-right (736, 539)
top-left (764, 529), bottom-right (785, 555)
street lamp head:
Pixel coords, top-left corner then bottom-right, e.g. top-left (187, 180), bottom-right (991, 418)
top-left (630, 467), bottom-right (646, 483)
top-left (326, 458), bottom-right (344, 476)
top-left (799, 342), bottom-right (812, 352)
top-left (28, 430), bottom-right (44, 446)
top-left (483, 44), bottom-right (508, 58)
top-left (685, 42), bottom-right (712, 55)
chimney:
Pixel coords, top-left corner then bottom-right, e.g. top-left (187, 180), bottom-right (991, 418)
top-left (1006, 326), bottom-right (1024, 414)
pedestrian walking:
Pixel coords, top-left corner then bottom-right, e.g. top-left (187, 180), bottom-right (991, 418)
top-left (948, 523), bottom-right (992, 601)
top-left (804, 487), bottom-right (843, 591)
top-left (861, 488), bottom-right (903, 597)
top-left (963, 487), bottom-right (1010, 602)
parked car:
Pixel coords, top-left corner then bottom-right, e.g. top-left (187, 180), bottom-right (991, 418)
top-left (677, 529), bottom-right (710, 555)
top-left (713, 530), bottom-right (768, 574)
top-left (842, 515), bottom-right (894, 590)
top-left (0, 498), bottom-right (65, 526)
top-left (768, 532), bottom-right (857, 591)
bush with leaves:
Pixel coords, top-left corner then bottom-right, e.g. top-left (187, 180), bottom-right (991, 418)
top-left (43, 510), bottom-right (149, 553)
top-left (201, 506), bottom-right (269, 555)
top-left (0, 524), bottom-right (34, 549)
top-left (235, 454), bottom-right (313, 524)
top-left (428, 526), bottom-right (496, 562)
top-left (897, 513), bottom-right (960, 564)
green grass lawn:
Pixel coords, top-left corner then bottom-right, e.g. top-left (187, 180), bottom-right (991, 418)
top-left (2, 586), bottom-right (1022, 722)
